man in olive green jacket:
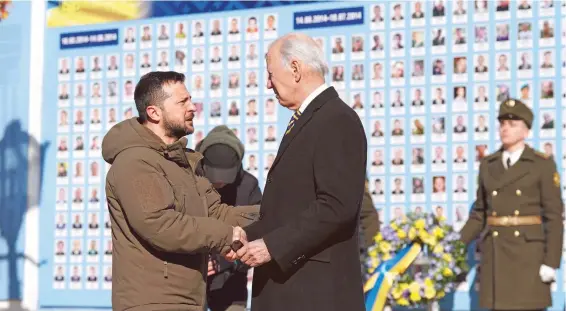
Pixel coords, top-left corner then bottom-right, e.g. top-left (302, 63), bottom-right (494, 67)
top-left (102, 72), bottom-right (259, 311)
top-left (460, 98), bottom-right (564, 311)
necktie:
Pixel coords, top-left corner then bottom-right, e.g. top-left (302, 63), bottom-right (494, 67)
top-left (506, 157), bottom-right (512, 169)
top-left (285, 110), bottom-right (302, 135)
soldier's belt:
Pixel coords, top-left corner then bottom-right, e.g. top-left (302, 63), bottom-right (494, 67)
top-left (487, 215), bottom-right (542, 226)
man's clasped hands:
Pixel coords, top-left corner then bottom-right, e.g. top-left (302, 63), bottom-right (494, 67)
top-left (224, 226), bottom-right (272, 267)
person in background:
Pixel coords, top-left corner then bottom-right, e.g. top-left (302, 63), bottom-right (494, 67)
top-left (359, 175), bottom-right (380, 283)
top-left (196, 125), bottom-right (262, 311)
top-left (459, 98), bottom-right (563, 311)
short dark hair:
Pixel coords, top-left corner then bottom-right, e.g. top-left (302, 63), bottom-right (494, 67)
top-left (134, 71), bottom-right (185, 122)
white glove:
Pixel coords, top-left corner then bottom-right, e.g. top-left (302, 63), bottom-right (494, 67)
top-left (539, 264), bottom-right (556, 283)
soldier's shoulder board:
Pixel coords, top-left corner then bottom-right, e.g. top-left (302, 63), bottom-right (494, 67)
top-left (534, 150), bottom-right (550, 159)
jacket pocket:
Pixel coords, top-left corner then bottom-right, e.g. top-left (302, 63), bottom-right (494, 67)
top-left (308, 248), bottom-right (331, 263)
top-left (523, 229), bottom-right (545, 242)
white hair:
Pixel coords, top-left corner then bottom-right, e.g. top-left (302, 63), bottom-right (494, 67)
top-left (274, 33), bottom-right (329, 77)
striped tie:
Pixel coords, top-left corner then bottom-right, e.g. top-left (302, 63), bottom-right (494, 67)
top-left (285, 110), bottom-right (302, 135)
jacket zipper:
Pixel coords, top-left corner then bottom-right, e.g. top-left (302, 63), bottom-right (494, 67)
top-left (164, 261), bottom-right (168, 278)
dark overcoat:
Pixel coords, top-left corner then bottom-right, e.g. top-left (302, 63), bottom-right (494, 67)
top-left (245, 87), bottom-right (368, 311)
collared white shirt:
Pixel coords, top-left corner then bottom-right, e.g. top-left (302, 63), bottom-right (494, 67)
top-left (502, 146), bottom-right (525, 168)
top-left (297, 83), bottom-right (329, 114)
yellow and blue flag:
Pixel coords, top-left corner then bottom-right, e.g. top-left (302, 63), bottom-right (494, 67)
top-left (363, 243), bottom-right (422, 311)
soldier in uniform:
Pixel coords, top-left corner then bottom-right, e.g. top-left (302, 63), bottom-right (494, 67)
top-left (460, 98), bottom-right (564, 311)
top-left (359, 176), bottom-right (380, 283)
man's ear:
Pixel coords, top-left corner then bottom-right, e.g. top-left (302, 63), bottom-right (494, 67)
top-left (291, 60), bottom-right (301, 82)
top-left (146, 105), bottom-right (161, 122)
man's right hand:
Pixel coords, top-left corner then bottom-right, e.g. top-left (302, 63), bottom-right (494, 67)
top-left (224, 226), bottom-right (248, 262)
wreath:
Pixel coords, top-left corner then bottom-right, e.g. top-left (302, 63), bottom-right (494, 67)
top-left (364, 212), bottom-right (469, 308)
top-left (0, 1), bottom-right (11, 22)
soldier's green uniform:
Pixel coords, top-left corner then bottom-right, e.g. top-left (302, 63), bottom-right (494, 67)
top-left (359, 177), bottom-right (380, 283)
top-left (460, 98), bottom-right (564, 311)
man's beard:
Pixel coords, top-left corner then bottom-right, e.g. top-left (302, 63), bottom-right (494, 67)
top-left (163, 112), bottom-right (191, 139)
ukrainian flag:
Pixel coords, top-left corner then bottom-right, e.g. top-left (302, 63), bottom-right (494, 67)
top-left (46, 1), bottom-right (150, 28)
top-left (363, 243), bottom-right (422, 311)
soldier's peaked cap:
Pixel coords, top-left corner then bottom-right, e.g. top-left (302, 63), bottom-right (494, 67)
top-left (497, 98), bottom-right (533, 129)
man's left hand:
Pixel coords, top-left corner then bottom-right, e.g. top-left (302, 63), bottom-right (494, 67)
top-left (236, 239), bottom-right (272, 267)
top-left (208, 257), bottom-right (219, 276)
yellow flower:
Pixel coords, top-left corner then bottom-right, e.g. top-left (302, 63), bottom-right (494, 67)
top-left (420, 230), bottom-right (437, 246)
top-left (442, 253), bottom-right (453, 263)
top-left (382, 252), bottom-right (392, 261)
top-left (418, 229), bottom-right (429, 240)
top-left (424, 285), bottom-right (436, 299)
top-left (409, 281), bottom-right (420, 294)
top-left (399, 283), bottom-right (410, 291)
top-left (397, 230), bottom-right (407, 239)
top-left (374, 233), bottom-right (383, 243)
top-left (426, 236), bottom-right (438, 247)
top-left (369, 249), bottom-right (377, 258)
top-left (392, 286), bottom-right (403, 299)
top-left (371, 257), bottom-right (379, 268)
top-left (397, 298), bottom-right (410, 306)
top-left (433, 244), bottom-right (444, 254)
top-left (414, 219), bottom-right (426, 229)
top-left (436, 290), bottom-right (445, 299)
top-left (442, 267), bottom-right (453, 277)
top-left (391, 222), bottom-right (398, 230)
top-left (379, 242), bottom-right (391, 253)
top-left (410, 291), bottom-right (422, 302)
top-left (408, 227), bottom-right (417, 240)
top-left (432, 226), bottom-right (445, 238)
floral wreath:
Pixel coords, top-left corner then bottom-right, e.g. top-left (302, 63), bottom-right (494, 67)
top-left (0, 0), bottom-right (12, 22)
top-left (365, 211), bottom-right (469, 308)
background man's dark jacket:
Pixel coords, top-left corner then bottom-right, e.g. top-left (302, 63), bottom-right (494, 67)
top-left (196, 126), bottom-right (262, 309)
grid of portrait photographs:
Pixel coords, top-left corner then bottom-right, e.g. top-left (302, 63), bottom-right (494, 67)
top-left (55, 52), bottom-right (114, 290)
top-left (53, 13), bottom-right (280, 291)
top-left (49, 0), bottom-right (565, 295)
top-left (356, 0), bottom-right (564, 292)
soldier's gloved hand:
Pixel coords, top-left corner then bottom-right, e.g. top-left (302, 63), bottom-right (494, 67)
top-left (539, 264), bottom-right (555, 283)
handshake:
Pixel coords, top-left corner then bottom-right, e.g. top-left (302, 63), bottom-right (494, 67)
top-left (223, 226), bottom-right (272, 268)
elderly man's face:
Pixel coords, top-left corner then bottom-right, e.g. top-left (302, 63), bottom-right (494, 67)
top-left (266, 43), bottom-right (298, 108)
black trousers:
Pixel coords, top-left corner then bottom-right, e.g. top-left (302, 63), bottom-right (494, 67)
top-left (206, 272), bottom-right (248, 311)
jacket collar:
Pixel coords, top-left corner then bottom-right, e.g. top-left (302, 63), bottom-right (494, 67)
top-left (133, 123), bottom-right (203, 171)
top-left (486, 144), bottom-right (536, 189)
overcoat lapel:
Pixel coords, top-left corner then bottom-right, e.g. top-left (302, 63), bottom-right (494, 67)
top-left (269, 87), bottom-right (339, 172)
top-left (493, 146), bottom-right (535, 189)
top-left (487, 146), bottom-right (536, 189)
